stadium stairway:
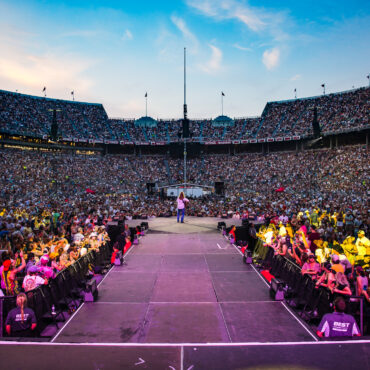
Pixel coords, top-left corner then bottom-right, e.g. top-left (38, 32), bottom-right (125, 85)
top-left (254, 117), bottom-right (265, 138)
top-left (163, 158), bottom-right (173, 184)
top-left (290, 106), bottom-right (308, 132)
top-left (199, 121), bottom-right (204, 141)
top-left (165, 122), bottom-right (170, 144)
top-left (238, 120), bottom-right (247, 140)
top-left (81, 114), bottom-right (97, 138)
top-left (64, 112), bottom-right (81, 137)
top-left (272, 113), bottom-right (286, 136)
top-left (142, 127), bottom-right (148, 142)
top-left (106, 120), bottom-right (117, 140)
top-left (222, 126), bottom-right (227, 139)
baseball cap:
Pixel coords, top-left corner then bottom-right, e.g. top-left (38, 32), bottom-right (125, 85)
top-left (3, 259), bottom-right (12, 271)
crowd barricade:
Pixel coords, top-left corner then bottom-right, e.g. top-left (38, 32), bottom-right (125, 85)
top-left (252, 239), bottom-right (367, 336)
top-left (0, 243), bottom-right (112, 338)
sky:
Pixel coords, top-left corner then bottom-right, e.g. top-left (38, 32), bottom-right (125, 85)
top-left (0, 0), bottom-right (369, 119)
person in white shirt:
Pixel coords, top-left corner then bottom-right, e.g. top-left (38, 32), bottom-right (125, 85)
top-left (177, 192), bottom-right (189, 223)
top-left (22, 266), bottom-right (46, 292)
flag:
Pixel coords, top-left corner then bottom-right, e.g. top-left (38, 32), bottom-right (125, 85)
top-left (145, 92), bottom-right (147, 97)
top-left (275, 186), bottom-right (285, 192)
top-left (42, 86), bottom-right (46, 92)
top-left (221, 92), bottom-right (225, 96)
top-left (86, 188), bottom-right (96, 194)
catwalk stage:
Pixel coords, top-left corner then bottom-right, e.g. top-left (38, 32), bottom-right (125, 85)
top-left (1, 217), bottom-right (369, 369)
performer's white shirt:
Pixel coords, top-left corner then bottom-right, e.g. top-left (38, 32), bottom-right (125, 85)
top-left (177, 198), bottom-right (189, 210)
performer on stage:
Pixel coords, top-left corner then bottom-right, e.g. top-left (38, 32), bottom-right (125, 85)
top-left (177, 191), bottom-right (189, 223)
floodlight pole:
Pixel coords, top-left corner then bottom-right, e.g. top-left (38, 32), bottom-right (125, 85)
top-left (183, 47), bottom-right (187, 195)
top-left (221, 93), bottom-right (224, 116)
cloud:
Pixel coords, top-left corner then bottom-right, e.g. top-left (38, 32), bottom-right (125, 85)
top-left (171, 15), bottom-right (199, 51)
top-left (0, 53), bottom-right (94, 92)
top-left (290, 74), bottom-right (301, 81)
top-left (199, 44), bottom-right (222, 74)
top-left (233, 43), bottom-right (252, 51)
top-left (262, 47), bottom-right (280, 70)
top-left (186, 0), bottom-right (288, 34)
top-left (122, 29), bottom-right (133, 40)
top-left (0, 25), bottom-right (95, 95)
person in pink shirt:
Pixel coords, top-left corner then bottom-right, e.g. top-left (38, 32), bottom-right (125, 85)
top-left (177, 192), bottom-right (189, 223)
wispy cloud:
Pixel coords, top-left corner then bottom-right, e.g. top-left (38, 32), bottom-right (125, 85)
top-left (0, 25), bottom-right (95, 95)
top-left (171, 15), bottom-right (199, 51)
top-left (122, 29), bottom-right (133, 40)
top-left (290, 74), bottom-right (301, 81)
top-left (186, 0), bottom-right (288, 36)
top-left (233, 43), bottom-right (252, 51)
top-left (199, 44), bottom-right (222, 74)
top-left (262, 47), bottom-right (280, 70)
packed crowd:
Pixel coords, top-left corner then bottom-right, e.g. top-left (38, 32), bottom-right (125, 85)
top-left (256, 217), bottom-right (369, 300)
top-left (0, 145), bottom-right (368, 220)
top-left (1, 87), bottom-right (368, 143)
top-left (0, 143), bottom-right (368, 337)
top-left (259, 87), bottom-right (369, 138)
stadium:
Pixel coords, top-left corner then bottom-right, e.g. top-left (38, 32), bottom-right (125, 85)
top-left (0, 1), bottom-right (369, 369)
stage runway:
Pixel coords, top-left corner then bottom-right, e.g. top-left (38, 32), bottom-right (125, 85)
top-left (53, 217), bottom-right (315, 344)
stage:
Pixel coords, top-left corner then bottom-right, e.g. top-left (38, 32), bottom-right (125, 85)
top-left (1, 217), bottom-right (369, 369)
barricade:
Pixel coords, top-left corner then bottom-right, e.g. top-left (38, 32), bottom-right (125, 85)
top-left (0, 243), bottom-right (111, 338)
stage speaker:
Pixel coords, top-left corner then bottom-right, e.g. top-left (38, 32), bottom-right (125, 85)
top-left (269, 278), bottom-right (285, 301)
top-left (312, 107), bottom-right (321, 138)
top-left (235, 226), bottom-right (249, 243)
top-left (106, 222), bottom-right (125, 244)
top-left (215, 182), bottom-right (225, 196)
top-left (50, 109), bottom-right (58, 141)
top-left (146, 183), bottom-right (155, 195)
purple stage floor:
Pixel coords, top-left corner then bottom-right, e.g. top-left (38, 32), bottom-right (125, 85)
top-left (52, 217), bottom-right (315, 344)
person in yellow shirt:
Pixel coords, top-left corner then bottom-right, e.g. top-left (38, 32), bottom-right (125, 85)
top-left (330, 254), bottom-right (345, 274)
top-left (355, 231), bottom-right (370, 257)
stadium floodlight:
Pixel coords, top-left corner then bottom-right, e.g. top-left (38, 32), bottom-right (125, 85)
top-left (367, 74), bottom-right (370, 87)
top-left (321, 83), bottom-right (325, 95)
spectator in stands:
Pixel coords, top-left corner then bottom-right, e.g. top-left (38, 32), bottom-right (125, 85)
top-left (315, 262), bottom-right (335, 289)
top-left (331, 255), bottom-right (345, 274)
top-left (1, 253), bottom-right (26, 296)
top-left (123, 236), bottom-right (132, 254)
top-left (316, 297), bottom-right (360, 338)
top-left (5, 293), bottom-right (37, 337)
top-left (307, 225), bottom-right (321, 254)
top-left (301, 254), bottom-right (321, 279)
top-left (331, 272), bottom-right (352, 296)
top-left (22, 265), bottom-right (47, 292)
top-left (356, 266), bottom-right (370, 303)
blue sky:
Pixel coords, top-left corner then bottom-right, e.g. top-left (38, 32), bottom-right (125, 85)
top-left (0, 0), bottom-right (369, 118)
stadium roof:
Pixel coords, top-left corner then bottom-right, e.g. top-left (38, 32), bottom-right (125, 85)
top-left (135, 116), bottom-right (157, 127)
top-left (212, 115), bottom-right (234, 126)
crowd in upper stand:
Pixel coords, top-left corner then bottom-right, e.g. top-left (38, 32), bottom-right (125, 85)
top-left (0, 87), bottom-right (368, 142)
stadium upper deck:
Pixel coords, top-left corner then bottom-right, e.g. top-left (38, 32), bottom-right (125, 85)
top-left (0, 87), bottom-right (368, 144)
